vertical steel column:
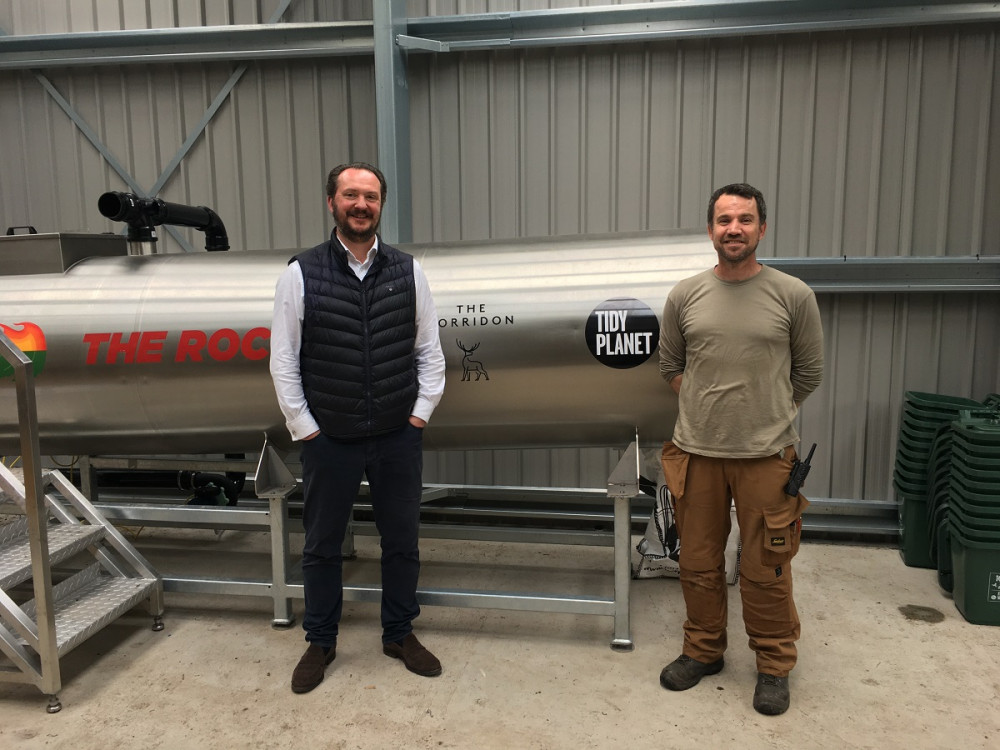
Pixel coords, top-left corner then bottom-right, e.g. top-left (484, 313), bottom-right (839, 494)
top-left (372, 0), bottom-right (413, 244)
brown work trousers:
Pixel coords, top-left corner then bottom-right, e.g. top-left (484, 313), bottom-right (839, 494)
top-left (661, 442), bottom-right (809, 677)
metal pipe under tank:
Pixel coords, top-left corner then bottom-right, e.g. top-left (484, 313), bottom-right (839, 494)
top-left (0, 230), bottom-right (716, 455)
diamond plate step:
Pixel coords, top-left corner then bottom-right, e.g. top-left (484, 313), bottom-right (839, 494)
top-left (19, 562), bottom-right (159, 656)
top-left (0, 463), bottom-right (25, 508)
top-left (0, 519), bottom-right (106, 589)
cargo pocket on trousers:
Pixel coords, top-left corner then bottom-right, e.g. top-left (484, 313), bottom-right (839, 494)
top-left (761, 493), bottom-right (809, 566)
top-left (660, 441), bottom-right (690, 499)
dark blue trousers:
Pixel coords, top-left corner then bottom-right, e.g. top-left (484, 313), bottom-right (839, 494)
top-left (299, 423), bottom-right (423, 647)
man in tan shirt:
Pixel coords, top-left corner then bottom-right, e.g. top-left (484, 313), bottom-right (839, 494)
top-left (658, 183), bottom-right (824, 715)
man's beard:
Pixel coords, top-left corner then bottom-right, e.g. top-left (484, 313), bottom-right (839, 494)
top-left (334, 206), bottom-right (380, 243)
top-left (716, 238), bottom-right (758, 265)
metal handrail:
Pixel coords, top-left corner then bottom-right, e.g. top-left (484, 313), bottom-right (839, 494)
top-left (0, 332), bottom-right (59, 695)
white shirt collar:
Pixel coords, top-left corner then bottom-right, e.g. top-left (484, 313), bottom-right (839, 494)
top-left (333, 232), bottom-right (380, 280)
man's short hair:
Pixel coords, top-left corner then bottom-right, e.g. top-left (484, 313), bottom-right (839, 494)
top-left (707, 183), bottom-right (767, 225)
top-left (326, 162), bottom-right (388, 205)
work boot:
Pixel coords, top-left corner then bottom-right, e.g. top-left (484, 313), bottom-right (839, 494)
top-left (291, 643), bottom-right (335, 694)
top-left (753, 673), bottom-right (790, 715)
top-left (383, 633), bottom-right (442, 677)
top-left (659, 654), bottom-right (724, 691)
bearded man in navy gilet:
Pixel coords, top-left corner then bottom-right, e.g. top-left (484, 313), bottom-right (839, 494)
top-left (270, 162), bottom-right (446, 694)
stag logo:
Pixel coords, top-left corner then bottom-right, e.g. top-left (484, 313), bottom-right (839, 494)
top-left (456, 339), bottom-right (489, 381)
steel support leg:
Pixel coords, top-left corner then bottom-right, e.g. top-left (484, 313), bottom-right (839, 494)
top-left (611, 492), bottom-right (634, 651)
top-left (254, 439), bottom-right (299, 629)
top-left (268, 495), bottom-right (295, 628)
top-left (607, 438), bottom-right (647, 651)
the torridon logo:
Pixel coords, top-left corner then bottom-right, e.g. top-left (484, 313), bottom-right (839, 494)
top-left (1, 322), bottom-right (47, 378)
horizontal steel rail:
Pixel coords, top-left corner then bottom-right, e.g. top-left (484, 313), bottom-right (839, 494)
top-left (404, 1), bottom-right (998, 50)
top-left (1, 3), bottom-right (997, 69)
top-left (0, 22), bottom-right (374, 69)
top-left (765, 255), bottom-right (1000, 293)
top-left (160, 577), bottom-right (616, 618)
top-left (56, 490), bottom-right (898, 539)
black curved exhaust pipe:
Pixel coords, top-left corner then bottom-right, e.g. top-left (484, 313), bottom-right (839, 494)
top-left (98, 191), bottom-right (230, 251)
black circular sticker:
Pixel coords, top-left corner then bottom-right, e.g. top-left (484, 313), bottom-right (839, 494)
top-left (585, 298), bottom-right (659, 369)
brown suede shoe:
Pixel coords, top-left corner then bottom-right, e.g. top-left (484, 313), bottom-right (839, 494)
top-left (291, 643), bottom-right (335, 694)
top-left (382, 633), bottom-right (442, 677)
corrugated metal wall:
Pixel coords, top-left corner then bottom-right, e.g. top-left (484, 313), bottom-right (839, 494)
top-left (407, 29), bottom-right (1000, 252)
top-left (0, 2), bottom-right (997, 502)
top-left (0, 59), bottom-right (381, 253)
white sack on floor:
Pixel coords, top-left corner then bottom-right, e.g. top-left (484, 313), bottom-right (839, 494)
top-left (633, 481), bottom-right (740, 585)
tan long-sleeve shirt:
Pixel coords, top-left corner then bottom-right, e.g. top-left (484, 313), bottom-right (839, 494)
top-left (659, 264), bottom-right (824, 458)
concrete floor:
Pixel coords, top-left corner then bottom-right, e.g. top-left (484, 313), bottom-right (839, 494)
top-left (1, 529), bottom-right (999, 750)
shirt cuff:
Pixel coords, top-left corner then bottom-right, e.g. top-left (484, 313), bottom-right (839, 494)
top-left (287, 412), bottom-right (321, 442)
top-left (410, 396), bottom-right (437, 424)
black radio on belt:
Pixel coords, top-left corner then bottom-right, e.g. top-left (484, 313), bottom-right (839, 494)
top-left (784, 443), bottom-right (817, 496)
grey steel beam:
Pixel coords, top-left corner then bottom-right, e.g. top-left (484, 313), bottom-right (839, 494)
top-left (353, 520), bottom-right (618, 547)
top-left (147, 64), bottom-right (248, 201)
top-left (162, 577), bottom-right (273, 598)
top-left (161, 577), bottom-right (615, 616)
top-left (2, 2), bottom-right (294, 253)
top-left (41, 68), bottom-right (198, 251)
top-left (146, 0), bottom-right (293, 200)
top-left (0, 43), bottom-right (196, 252)
top-left (372, 0), bottom-right (412, 244)
top-left (763, 255), bottom-right (1000, 293)
top-left (0, 22), bottom-right (374, 70)
top-left (402, 1), bottom-right (1000, 52)
top-left (84, 457), bottom-right (258, 473)
top-left (93, 503), bottom-right (270, 532)
top-left (3, 3), bottom-right (995, 71)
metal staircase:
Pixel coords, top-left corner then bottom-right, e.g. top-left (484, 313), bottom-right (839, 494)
top-left (1, 332), bottom-right (163, 713)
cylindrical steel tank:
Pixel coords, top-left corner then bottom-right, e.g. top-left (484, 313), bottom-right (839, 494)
top-left (0, 230), bottom-right (716, 454)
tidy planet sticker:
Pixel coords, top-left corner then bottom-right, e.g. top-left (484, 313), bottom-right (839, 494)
top-left (585, 298), bottom-right (659, 369)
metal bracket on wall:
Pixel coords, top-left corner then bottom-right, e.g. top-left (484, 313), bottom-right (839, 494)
top-left (395, 34), bottom-right (451, 53)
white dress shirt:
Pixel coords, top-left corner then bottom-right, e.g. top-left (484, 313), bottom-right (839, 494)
top-left (269, 235), bottom-right (446, 441)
